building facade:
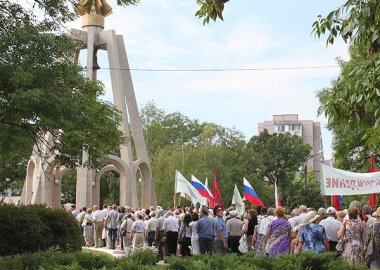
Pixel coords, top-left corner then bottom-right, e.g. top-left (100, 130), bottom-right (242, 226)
top-left (258, 114), bottom-right (323, 179)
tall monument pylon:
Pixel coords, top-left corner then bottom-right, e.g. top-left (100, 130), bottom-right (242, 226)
top-left (20, 0), bottom-right (157, 209)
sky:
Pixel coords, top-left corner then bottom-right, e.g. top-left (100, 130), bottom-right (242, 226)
top-left (65, 0), bottom-right (349, 160)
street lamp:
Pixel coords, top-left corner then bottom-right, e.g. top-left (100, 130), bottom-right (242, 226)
top-left (303, 150), bottom-right (323, 204)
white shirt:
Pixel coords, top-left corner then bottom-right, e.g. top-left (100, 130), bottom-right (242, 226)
top-left (163, 216), bottom-right (179, 232)
top-left (289, 213), bottom-right (307, 228)
top-left (189, 221), bottom-right (198, 237)
top-left (146, 217), bottom-right (158, 232)
top-left (258, 216), bottom-right (274, 235)
top-left (132, 219), bottom-right (145, 233)
top-left (100, 208), bottom-right (109, 220)
top-left (319, 216), bottom-right (341, 242)
top-left (93, 210), bottom-right (105, 222)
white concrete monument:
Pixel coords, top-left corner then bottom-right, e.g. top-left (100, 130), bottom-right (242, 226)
top-left (20, 0), bottom-right (156, 209)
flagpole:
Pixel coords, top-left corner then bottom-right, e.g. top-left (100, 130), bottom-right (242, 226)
top-left (174, 171), bottom-right (177, 208)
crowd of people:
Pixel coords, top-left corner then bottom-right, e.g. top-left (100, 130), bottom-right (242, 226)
top-left (67, 200), bottom-right (380, 268)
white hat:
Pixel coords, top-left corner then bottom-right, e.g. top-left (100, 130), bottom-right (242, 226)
top-left (230, 210), bottom-right (237, 217)
top-left (326, 206), bottom-right (337, 214)
top-left (305, 211), bottom-right (320, 224)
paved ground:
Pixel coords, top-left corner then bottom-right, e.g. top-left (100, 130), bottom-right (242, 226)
top-left (81, 246), bottom-right (168, 265)
top-left (82, 246), bottom-right (126, 258)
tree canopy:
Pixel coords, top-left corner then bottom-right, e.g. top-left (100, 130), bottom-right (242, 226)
top-left (0, 2), bottom-right (125, 169)
top-left (313, 1), bottom-right (380, 169)
top-left (138, 103), bottom-right (320, 208)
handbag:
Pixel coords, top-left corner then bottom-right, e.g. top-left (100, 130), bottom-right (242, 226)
top-left (238, 234), bottom-right (248, 253)
top-left (335, 235), bottom-right (345, 252)
top-left (336, 221), bottom-right (350, 252)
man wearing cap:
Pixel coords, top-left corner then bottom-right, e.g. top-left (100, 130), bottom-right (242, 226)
top-left (318, 208), bottom-right (328, 221)
top-left (196, 205), bottom-right (214, 254)
top-left (226, 210), bottom-right (243, 254)
top-left (319, 207), bottom-right (341, 251)
top-left (214, 205), bottom-right (228, 255)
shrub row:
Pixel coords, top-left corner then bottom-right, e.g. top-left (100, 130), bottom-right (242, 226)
top-left (0, 249), bottom-right (157, 270)
top-left (167, 252), bottom-right (366, 270)
top-left (0, 203), bottom-right (82, 255)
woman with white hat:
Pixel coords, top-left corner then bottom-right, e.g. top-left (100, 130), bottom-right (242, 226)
top-left (297, 211), bottom-right (329, 253)
top-left (363, 207), bottom-right (380, 269)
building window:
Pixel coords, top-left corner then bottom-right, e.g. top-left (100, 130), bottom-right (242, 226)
top-left (276, 125), bottom-right (285, 132)
top-left (289, 124), bottom-right (301, 131)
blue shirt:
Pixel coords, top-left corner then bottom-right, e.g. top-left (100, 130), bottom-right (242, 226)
top-left (196, 215), bottom-right (214, 238)
top-left (299, 223), bottom-right (328, 254)
top-left (215, 217), bottom-right (228, 241)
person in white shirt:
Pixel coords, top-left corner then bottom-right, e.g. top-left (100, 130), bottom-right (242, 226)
top-left (101, 204), bottom-right (109, 247)
top-left (145, 212), bottom-right (158, 246)
top-left (189, 212), bottom-right (200, 255)
top-left (289, 205), bottom-right (308, 229)
top-left (131, 214), bottom-right (146, 250)
top-left (319, 206), bottom-right (341, 251)
top-left (92, 205), bottom-right (105, 248)
top-left (120, 213), bottom-right (134, 253)
top-left (163, 211), bottom-right (179, 256)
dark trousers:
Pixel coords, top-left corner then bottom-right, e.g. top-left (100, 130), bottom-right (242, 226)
top-left (215, 239), bottom-right (227, 255)
top-left (329, 240), bottom-right (338, 252)
top-left (199, 237), bottom-right (213, 254)
top-left (157, 231), bottom-right (165, 260)
top-left (166, 231), bottom-right (178, 256)
top-left (228, 235), bottom-right (241, 254)
top-left (147, 231), bottom-right (155, 247)
top-left (108, 228), bottom-right (117, 249)
top-left (180, 237), bottom-right (192, 257)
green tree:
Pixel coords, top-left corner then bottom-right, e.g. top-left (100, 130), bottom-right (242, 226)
top-left (247, 129), bottom-right (312, 207)
top-left (140, 102), bottom-right (272, 208)
top-left (195, 0), bottom-right (230, 25)
top-left (61, 170), bottom-right (77, 204)
top-left (313, 1), bottom-right (380, 164)
top-left (0, 3), bottom-right (127, 169)
top-left (316, 44), bottom-right (380, 167)
top-left (247, 130), bottom-right (311, 186)
top-left (100, 171), bottom-right (120, 206)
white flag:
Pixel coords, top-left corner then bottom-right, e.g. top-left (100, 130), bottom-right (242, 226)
top-left (231, 184), bottom-right (244, 217)
top-left (175, 171), bottom-right (203, 205)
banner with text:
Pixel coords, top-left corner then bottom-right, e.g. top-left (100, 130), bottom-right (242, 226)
top-left (321, 164), bottom-right (380, 196)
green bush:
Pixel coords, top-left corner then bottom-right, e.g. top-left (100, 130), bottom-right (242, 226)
top-left (166, 252), bottom-right (366, 270)
top-left (0, 203), bottom-right (82, 255)
top-left (0, 250), bottom-right (115, 270)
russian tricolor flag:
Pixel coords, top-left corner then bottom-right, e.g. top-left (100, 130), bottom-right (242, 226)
top-left (243, 177), bottom-right (264, 206)
top-left (192, 175), bottom-right (215, 202)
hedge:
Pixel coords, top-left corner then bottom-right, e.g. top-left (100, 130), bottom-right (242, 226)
top-left (0, 203), bottom-right (82, 255)
top-left (0, 249), bottom-right (367, 270)
top-left (0, 249), bottom-right (156, 270)
top-left (166, 252), bottom-right (367, 270)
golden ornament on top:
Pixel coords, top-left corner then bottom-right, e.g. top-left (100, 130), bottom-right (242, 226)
top-left (77, 0), bottom-right (113, 17)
